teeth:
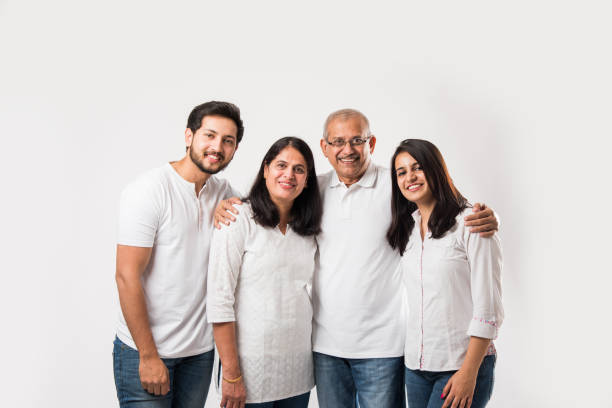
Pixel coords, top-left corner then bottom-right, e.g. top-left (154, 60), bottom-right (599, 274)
top-left (408, 184), bottom-right (421, 191)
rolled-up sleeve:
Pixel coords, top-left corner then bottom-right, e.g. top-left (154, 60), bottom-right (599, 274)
top-left (465, 231), bottom-right (504, 339)
top-left (207, 210), bottom-right (249, 323)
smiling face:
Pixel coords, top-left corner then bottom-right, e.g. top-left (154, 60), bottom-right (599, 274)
top-left (185, 115), bottom-right (238, 174)
top-left (395, 151), bottom-right (435, 206)
top-left (264, 146), bottom-right (308, 209)
top-left (320, 115), bottom-right (376, 186)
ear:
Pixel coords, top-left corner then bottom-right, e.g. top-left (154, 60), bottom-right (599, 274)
top-left (185, 128), bottom-right (194, 150)
top-left (368, 135), bottom-right (377, 154)
top-left (320, 139), bottom-right (328, 158)
top-left (263, 164), bottom-right (269, 180)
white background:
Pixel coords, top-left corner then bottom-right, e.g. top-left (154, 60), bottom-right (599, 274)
top-left (1, 1), bottom-right (611, 407)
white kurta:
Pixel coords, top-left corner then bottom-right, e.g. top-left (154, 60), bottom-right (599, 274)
top-left (207, 203), bottom-right (316, 403)
top-left (401, 209), bottom-right (504, 372)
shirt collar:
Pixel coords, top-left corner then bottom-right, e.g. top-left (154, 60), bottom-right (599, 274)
top-left (328, 161), bottom-right (378, 189)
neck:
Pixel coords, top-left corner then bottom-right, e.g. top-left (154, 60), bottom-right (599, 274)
top-left (416, 199), bottom-right (436, 236)
top-left (171, 156), bottom-right (211, 195)
top-left (271, 198), bottom-right (292, 233)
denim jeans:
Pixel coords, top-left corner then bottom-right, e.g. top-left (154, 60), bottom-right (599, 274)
top-left (113, 337), bottom-right (214, 408)
top-left (245, 392), bottom-right (310, 408)
top-left (313, 352), bottom-right (405, 408)
top-left (404, 355), bottom-right (496, 408)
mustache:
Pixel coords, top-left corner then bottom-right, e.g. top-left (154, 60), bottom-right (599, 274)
top-left (204, 151), bottom-right (225, 161)
top-left (338, 154), bottom-right (359, 160)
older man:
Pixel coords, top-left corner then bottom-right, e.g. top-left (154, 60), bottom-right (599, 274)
top-left (216, 109), bottom-right (497, 408)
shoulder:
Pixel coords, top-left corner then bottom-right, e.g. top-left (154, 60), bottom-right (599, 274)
top-left (317, 169), bottom-right (335, 185)
top-left (120, 165), bottom-right (170, 201)
top-left (215, 202), bottom-right (255, 238)
top-left (374, 162), bottom-right (390, 174)
top-left (206, 175), bottom-right (230, 192)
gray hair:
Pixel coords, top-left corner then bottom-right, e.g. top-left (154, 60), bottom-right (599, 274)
top-left (323, 108), bottom-right (371, 141)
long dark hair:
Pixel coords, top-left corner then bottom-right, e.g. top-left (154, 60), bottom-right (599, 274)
top-left (246, 137), bottom-right (322, 236)
top-left (386, 139), bottom-right (469, 255)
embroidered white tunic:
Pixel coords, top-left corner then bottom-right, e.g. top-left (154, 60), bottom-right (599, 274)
top-left (401, 208), bottom-right (504, 371)
top-left (207, 204), bottom-right (316, 403)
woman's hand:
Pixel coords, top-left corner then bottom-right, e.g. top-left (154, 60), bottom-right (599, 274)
top-left (220, 376), bottom-right (246, 408)
top-left (214, 197), bottom-right (242, 229)
top-left (441, 368), bottom-right (478, 408)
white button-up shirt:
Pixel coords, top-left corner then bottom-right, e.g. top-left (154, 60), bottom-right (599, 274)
top-left (402, 209), bottom-right (504, 371)
top-left (207, 204), bottom-right (316, 403)
top-left (313, 162), bottom-right (406, 358)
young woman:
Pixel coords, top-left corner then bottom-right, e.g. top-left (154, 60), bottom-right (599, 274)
top-left (207, 137), bottom-right (322, 408)
top-left (387, 139), bottom-right (503, 408)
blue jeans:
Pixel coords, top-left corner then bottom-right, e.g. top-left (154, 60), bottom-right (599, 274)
top-left (404, 355), bottom-right (496, 408)
top-left (245, 392), bottom-right (310, 408)
top-left (113, 337), bottom-right (214, 408)
top-left (313, 352), bottom-right (405, 408)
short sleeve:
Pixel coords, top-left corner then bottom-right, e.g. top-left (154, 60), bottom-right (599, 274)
top-left (117, 178), bottom-right (163, 247)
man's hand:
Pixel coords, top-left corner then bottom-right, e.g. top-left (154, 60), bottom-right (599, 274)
top-left (139, 355), bottom-right (170, 396)
top-left (441, 368), bottom-right (478, 408)
top-left (220, 377), bottom-right (246, 408)
top-left (214, 197), bottom-right (243, 229)
top-left (464, 203), bottom-right (498, 237)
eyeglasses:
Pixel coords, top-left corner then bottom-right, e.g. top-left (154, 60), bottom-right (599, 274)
top-left (325, 136), bottom-right (371, 148)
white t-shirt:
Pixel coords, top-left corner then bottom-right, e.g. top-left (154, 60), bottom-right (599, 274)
top-left (402, 209), bottom-right (503, 371)
top-left (116, 163), bottom-right (236, 358)
top-left (207, 204), bottom-right (316, 403)
top-left (312, 162), bottom-right (406, 358)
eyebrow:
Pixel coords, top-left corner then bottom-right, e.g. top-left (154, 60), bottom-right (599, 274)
top-left (332, 135), bottom-right (363, 140)
top-left (202, 129), bottom-right (236, 139)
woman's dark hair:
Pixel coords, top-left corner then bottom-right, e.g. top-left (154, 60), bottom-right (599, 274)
top-left (187, 101), bottom-right (245, 144)
top-left (386, 139), bottom-right (469, 255)
top-left (246, 137), bottom-right (322, 236)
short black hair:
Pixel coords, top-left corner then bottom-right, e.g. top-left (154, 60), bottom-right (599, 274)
top-left (246, 137), bottom-right (322, 236)
top-left (186, 101), bottom-right (244, 144)
top-left (387, 139), bottom-right (469, 255)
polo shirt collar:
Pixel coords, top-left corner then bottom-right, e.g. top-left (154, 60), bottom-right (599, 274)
top-left (328, 160), bottom-right (378, 189)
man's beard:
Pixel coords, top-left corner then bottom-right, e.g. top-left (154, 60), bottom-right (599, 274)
top-left (189, 148), bottom-right (229, 175)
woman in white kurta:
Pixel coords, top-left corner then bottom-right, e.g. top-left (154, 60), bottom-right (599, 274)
top-left (207, 137), bottom-right (322, 408)
top-left (387, 139), bottom-right (503, 408)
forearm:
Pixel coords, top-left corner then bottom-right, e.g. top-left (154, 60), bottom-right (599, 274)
top-left (459, 336), bottom-right (490, 376)
top-left (213, 322), bottom-right (241, 378)
top-left (116, 273), bottom-right (158, 359)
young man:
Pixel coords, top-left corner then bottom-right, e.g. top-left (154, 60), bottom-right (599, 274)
top-left (113, 101), bottom-right (243, 407)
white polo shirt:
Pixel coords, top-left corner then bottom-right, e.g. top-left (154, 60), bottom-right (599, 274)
top-left (312, 162), bottom-right (406, 358)
top-left (116, 163), bottom-right (236, 358)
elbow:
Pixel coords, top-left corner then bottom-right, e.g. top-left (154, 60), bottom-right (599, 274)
top-left (115, 268), bottom-right (135, 293)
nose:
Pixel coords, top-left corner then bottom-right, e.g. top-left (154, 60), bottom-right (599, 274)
top-left (340, 141), bottom-right (356, 155)
top-left (210, 135), bottom-right (223, 151)
top-left (406, 169), bottom-right (417, 183)
top-left (284, 167), bottom-right (296, 179)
